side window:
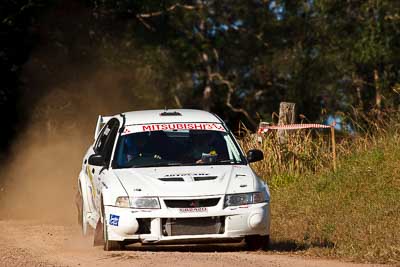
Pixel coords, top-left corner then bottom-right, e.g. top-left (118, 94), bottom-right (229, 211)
top-left (94, 124), bottom-right (111, 153)
top-left (94, 119), bottom-right (119, 158)
top-left (103, 124), bottom-right (119, 164)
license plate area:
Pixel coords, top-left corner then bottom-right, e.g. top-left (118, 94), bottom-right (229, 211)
top-left (179, 207), bottom-right (208, 213)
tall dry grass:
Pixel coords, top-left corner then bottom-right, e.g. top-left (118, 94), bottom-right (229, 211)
top-left (240, 110), bottom-right (400, 263)
top-left (240, 130), bottom-right (333, 188)
top-left (239, 110), bottom-right (400, 189)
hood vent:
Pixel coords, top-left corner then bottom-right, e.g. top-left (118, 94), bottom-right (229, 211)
top-left (193, 176), bottom-right (217, 181)
top-left (159, 176), bottom-right (218, 182)
top-left (159, 177), bottom-right (184, 182)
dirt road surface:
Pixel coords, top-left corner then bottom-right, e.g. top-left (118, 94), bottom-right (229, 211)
top-left (0, 220), bottom-right (389, 267)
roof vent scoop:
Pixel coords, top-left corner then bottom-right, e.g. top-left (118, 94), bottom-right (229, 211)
top-left (160, 110), bottom-right (182, 116)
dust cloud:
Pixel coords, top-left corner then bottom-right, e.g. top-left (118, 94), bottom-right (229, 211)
top-left (0, 68), bottom-right (166, 223)
top-left (0, 0), bottom-right (177, 223)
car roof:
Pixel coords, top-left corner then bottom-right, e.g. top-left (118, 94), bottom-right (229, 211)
top-left (121, 109), bottom-right (222, 125)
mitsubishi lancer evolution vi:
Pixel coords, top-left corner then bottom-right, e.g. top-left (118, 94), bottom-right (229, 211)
top-left (76, 109), bottom-right (270, 251)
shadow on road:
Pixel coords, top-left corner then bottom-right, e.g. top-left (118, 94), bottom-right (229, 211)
top-left (124, 242), bottom-right (245, 253)
top-left (117, 238), bottom-right (333, 253)
top-left (269, 239), bottom-right (335, 252)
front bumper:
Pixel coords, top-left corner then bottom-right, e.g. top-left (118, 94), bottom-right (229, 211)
top-left (103, 197), bottom-right (270, 244)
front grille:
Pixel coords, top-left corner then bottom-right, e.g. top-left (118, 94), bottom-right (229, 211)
top-left (164, 198), bottom-right (220, 208)
top-left (162, 217), bottom-right (225, 236)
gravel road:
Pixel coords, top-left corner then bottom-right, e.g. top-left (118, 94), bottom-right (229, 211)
top-left (0, 220), bottom-right (389, 267)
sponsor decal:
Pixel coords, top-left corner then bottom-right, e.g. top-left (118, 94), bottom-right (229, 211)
top-left (103, 127), bottom-right (111, 135)
top-left (109, 214), bottom-right (120, 226)
top-left (122, 123), bottom-right (226, 135)
top-left (179, 207), bottom-right (208, 213)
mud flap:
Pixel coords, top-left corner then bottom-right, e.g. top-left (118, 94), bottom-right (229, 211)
top-left (75, 191), bottom-right (82, 226)
top-left (93, 219), bottom-right (104, 246)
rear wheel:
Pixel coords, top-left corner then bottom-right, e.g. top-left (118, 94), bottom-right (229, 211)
top-left (245, 235), bottom-right (270, 251)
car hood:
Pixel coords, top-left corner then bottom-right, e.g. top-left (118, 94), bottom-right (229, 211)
top-left (113, 165), bottom-right (256, 197)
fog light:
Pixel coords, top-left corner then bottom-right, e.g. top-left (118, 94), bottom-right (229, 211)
top-left (248, 213), bottom-right (264, 229)
top-left (112, 216), bottom-right (139, 235)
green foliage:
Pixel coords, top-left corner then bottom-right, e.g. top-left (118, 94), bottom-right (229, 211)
top-left (2, 0), bottom-right (400, 133)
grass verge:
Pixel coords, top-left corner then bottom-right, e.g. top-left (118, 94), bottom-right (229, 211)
top-left (268, 132), bottom-right (400, 263)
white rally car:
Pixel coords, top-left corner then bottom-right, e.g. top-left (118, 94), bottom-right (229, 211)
top-left (76, 109), bottom-right (270, 250)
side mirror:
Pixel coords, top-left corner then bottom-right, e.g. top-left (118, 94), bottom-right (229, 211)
top-left (88, 154), bottom-right (105, 166)
top-left (247, 149), bottom-right (264, 163)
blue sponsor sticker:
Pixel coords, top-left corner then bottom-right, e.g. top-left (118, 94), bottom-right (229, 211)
top-left (109, 214), bottom-right (120, 226)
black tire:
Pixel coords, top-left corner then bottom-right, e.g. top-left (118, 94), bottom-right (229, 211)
top-left (245, 235), bottom-right (270, 251)
top-left (102, 205), bottom-right (123, 251)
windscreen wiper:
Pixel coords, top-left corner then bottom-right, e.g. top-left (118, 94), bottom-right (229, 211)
top-left (198, 159), bottom-right (242, 165)
top-left (132, 162), bottom-right (183, 168)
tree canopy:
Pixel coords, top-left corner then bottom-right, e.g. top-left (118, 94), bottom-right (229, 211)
top-left (1, 0), bottom-right (400, 149)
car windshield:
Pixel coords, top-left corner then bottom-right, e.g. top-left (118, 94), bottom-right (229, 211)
top-left (113, 129), bottom-right (245, 168)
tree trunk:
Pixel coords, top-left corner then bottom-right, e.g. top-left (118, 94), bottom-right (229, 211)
top-left (374, 69), bottom-right (382, 110)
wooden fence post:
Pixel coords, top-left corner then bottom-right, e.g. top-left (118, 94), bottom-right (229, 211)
top-left (278, 102), bottom-right (296, 143)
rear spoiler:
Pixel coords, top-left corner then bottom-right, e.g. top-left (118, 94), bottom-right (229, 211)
top-left (94, 115), bottom-right (112, 140)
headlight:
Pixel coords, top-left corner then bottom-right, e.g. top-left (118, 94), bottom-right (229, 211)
top-left (115, 196), bottom-right (160, 209)
top-left (130, 197), bottom-right (160, 209)
top-left (224, 192), bottom-right (268, 207)
top-left (115, 196), bottom-right (130, 207)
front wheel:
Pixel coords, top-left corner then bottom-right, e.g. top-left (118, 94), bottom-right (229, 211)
top-left (245, 235), bottom-right (270, 251)
top-left (102, 206), bottom-right (123, 251)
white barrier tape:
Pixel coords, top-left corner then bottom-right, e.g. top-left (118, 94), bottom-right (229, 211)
top-left (257, 123), bottom-right (333, 134)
